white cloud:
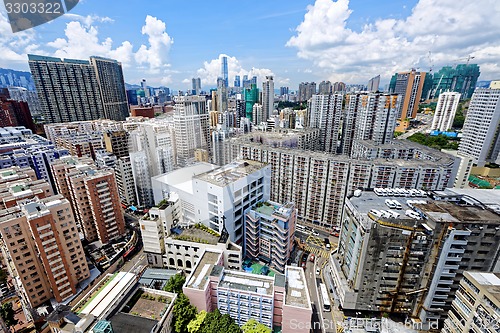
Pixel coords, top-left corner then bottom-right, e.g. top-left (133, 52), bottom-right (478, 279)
top-left (195, 54), bottom-right (275, 87)
top-left (286, 0), bottom-right (500, 82)
top-left (134, 15), bottom-right (173, 71)
top-left (0, 11), bottom-right (40, 67)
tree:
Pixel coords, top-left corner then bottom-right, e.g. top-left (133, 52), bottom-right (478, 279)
top-left (198, 309), bottom-right (241, 333)
top-left (164, 273), bottom-right (186, 294)
top-left (173, 293), bottom-right (197, 333)
top-left (0, 269), bottom-right (7, 285)
top-left (452, 106), bottom-right (465, 129)
top-left (0, 302), bottom-right (17, 328)
top-left (187, 310), bottom-right (207, 333)
top-left (241, 319), bottom-right (271, 333)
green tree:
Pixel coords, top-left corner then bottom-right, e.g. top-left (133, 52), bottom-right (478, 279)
top-left (452, 104), bottom-right (465, 129)
top-left (187, 310), bottom-right (207, 333)
top-left (0, 269), bottom-right (7, 285)
top-left (164, 273), bottom-right (186, 294)
top-left (173, 293), bottom-right (197, 333)
top-left (198, 309), bottom-right (241, 333)
top-left (241, 319), bottom-right (271, 333)
top-left (0, 302), bottom-right (18, 328)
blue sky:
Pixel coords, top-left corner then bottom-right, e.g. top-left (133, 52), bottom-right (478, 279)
top-left (1, 0), bottom-right (498, 90)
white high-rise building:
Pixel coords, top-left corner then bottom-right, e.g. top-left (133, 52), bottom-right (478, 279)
top-left (252, 103), bottom-right (264, 125)
top-left (431, 92), bottom-right (461, 132)
top-left (262, 75), bottom-right (274, 121)
top-left (174, 95), bottom-right (210, 166)
top-left (458, 85), bottom-right (500, 166)
top-left (308, 94), bottom-right (343, 153)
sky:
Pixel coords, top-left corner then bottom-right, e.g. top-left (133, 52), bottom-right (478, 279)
top-left (1, 0), bottom-right (499, 90)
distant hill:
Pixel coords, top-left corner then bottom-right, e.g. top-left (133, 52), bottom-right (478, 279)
top-left (0, 68), bottom-right (35, 90)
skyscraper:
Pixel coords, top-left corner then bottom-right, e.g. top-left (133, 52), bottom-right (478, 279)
top-left (279, 86), bottom-right (289, 96)
top-left (318, 81), bottom-right (332, 94)
top-left (173, 95), bottom-right (211, 167)
top-left (389, 69), bottom-right (428, 119)
top-left (367, 75), bottom-right (380, 92)
top-left (431, 92), bottom-right (461, 132)
top-left (298, 82), bottom-right (316, 101)
top-left (221, 56), bottom-right (228, 86)
top-left (192, 77), bottom-right (201, 95)
top-left (458, 85), bottom-right (500, 166)
top-left (244, 84), bottom-right (259, 122)
top-left (262, 75), bottom-right (274, 121)
top-left (89, 56), bottom-right (129, 121)
top-left (28, 54), bottom-right (105, 123)
top-left (307, 94), bottom-right (343, 153)
top-left (234, 75), bottom-right (240, 87)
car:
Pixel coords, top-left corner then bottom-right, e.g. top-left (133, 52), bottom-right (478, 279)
top-left (333, 232), bottom-right (339, 237)
top-left (309, 254), bottom-right (315, 262)
top-left (311, 230), bottom-right (319, 236)
top-left (316, 268), bottom-right (320, 275)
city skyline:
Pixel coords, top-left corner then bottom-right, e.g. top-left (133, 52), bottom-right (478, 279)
top-left (0, 0), bottom-right (499, 89)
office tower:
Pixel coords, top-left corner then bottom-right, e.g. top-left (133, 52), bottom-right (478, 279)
top-left (126, 89), bottom-right (139, 105)
top-left (308, 94), bottom-right (343, 153)
top-left (298, 82), bottom-right (316, 101)
top-left (103, 129), bottom-right (129, 158)
top-left (114, 156), bottom-right (136, 206)
top-left (341, 93), bottom-right (400, 155)
top-left (318, 80), bottom-right (332, 94)
top-left (217, 77), bottom-right (228, 112)
top-left (141, 79), bottom-right (150, 98)
top-left (458, 85), bottom-right (500, 166)
top-left (443, 271), bottom-right (500, 333)
top-left (234, 75), bottom-right (240, 87)
top-left (244, 201), bottom-right (296, 273)
top-left (389, 69), bottom-right (429, 119)
top-left (252, 103), bottom-right (264, 125)
top-left (183, 250), bottom-right (312, 331)
top-left (0, 195), bottom-right (89, 307)
top-left (431, 64), bottom-right (480, 99)
top-left (221, 56), bottom-right (228, 86)
top-left (333, 81), bottom-right (346, 93)
top-left (331, 190), bottom-right (500, 327)
top-left (89, 56), bottom-right (129, 121)
top-left (244, 84), bottom-right (259, 122)
top-left (28, 55), bottom-right (107, 123)
top-left (431, 92), bottom-right (461, 132)
top-left (279, 86), bottom-right (289, 96)
top-left (192, 77), bottom-right (201, 95)
top-left (251, 76), bottom-right (257, 86)
top-left (367, 75), bottom-right (380, 92)
top-left (173, 95), bottom-right (210, 167)
top-left (262, 76), bottom-right (274, 121)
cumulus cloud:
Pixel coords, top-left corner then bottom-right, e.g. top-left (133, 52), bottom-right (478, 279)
top-left (0, 11), bottom-right (40, 66)
top-left (195, 54), bottom-right (278, 87)
top-left (134, 15), bottom-right (173, 71)
top-left (287, 0), bottom-right (500, 82)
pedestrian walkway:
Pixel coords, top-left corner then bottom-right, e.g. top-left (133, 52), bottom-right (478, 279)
top-left (304, 245), bottom-right (330, 259)
top-left (306, 234), bottom-right (325, 247)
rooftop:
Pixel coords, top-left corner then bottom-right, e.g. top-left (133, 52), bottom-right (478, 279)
top-left (218, 270), bottom-right (275, 296)
top-left (195, 160), bottom-right (268, 187)
top-left (466, 272), bottom-right (500, 302)
top-left (186, 251), bottom-right (222, 290)
top-left (284, 267), bottom-right (311, 309)
top-left (415, 200), bottom-right (500, 224)
top-left (172, 224), bottom-right (220, 245)
top-left (152, 162), bottom-right (217, 195)
top-left (138, 268), bottom-right (179, 289)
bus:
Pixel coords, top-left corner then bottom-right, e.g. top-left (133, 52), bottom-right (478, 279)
top-left (319, 283), bottom-right (331, 312)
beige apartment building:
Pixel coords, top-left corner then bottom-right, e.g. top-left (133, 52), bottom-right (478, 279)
top-left (0, 195), bottom-right (89, 307)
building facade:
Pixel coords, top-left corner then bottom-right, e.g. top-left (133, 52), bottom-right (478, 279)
top-left (308, 94), bottom-right (343, 153)
top-left (431, 92), bottom-right (461, 132)
top-left (389, 69), bottom-right (429, 119)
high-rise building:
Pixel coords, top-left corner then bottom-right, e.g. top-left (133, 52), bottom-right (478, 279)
top-left (341, 93), bottom-right (400, 156)
top-left (332, 81), bottom-right (346, 93)
top-left (0, 96), bottom-right (36, 132)
top-left (217, 77), bottom-right (228, 112)
top-left (234, 75), bottom-right (240, 88)
top-left (114, 156), bottom-right (136, 206)
top-left (103, 129), bottom-right (129, 158)
top-left (173, 95), bottom-right (210, 167)
top-left (308, 94), bottom-right (343, 153)
top-left (6, 86), bottom-right (42, 117)
top-left (331, 190), bottom-right (500, 328)
top-left (279, 86), bottom-right (289, 96)
top-left (221, 56), bottom-right (228, 87)
top-left (192, 77), bottom-right (201, 95)
top-left (367, 75), bottom-right (380, 92)
top-left (262, 75), bottom-right (274, 121)
top-left (244, 84), bottom-right (259, 122)
top-left (298, 82), bottom-right (316, 101)
top-left (458, 85), bottom-right (500, 166)
top-left (244, 201), bottom-right (296, 273)
top-left (0, 195), bottom-right (89, 307)
top-left (141, 79), bottom-right (150, 98)
top-left (29, 54), bottom-right (128, 123)
top-left (443, 271), bottom-right (500, 333)
top-left (389, 69), bottom-right (428, 119)
top-left (431, 92), bottom-right (461, 132)
top-left (89, 56), bottom-right (129, 121)
top-left (252, 103), bottom-right (264, 125)
top-left (431, 64), bottom-right (480, 100)
top-left (318, 80), bottom-right (332, 94)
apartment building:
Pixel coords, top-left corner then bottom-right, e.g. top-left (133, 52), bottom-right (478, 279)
top-left (389, 69), bottom-right (429, 119)
top-left (183, 250), bottom-right (311, 332)
top-left (0, 178), bottom-right (53, 209)
top-left (431, 92), bottom-right (461, 132)
top-left (152, 160), bottom-right (271, 244)
top-left (114, 156), bottom-right (136, 206)
top-left (442, 271), bottom-right (500, 333)
top-left (0, 195), bottom-right (89, 307)
top-left (103, 129), bottom-right (129, 158)
top-left (244, 201), bottom-right (296, 273)
top-left (307, 94), bottom-right (343, 153)
top-left (330, 190), bottom-right (500, 328)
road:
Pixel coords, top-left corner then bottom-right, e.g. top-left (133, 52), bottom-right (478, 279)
top-left (397, 113), bottom-right (433, 140)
